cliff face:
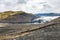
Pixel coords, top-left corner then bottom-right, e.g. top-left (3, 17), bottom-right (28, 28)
top-left (0, 11), bottom-right (37, 23)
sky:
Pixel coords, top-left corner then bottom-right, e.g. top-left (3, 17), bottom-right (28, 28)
top-left (0, 0), bottom-right (60, 14)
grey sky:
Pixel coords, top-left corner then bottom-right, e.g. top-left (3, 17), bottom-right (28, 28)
top-left (0, 0), bottom-right (60, 13)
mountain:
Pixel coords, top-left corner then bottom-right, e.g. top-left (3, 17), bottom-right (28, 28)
top-left (35, 13), bottom-right (60, 16)
top-left (0, 11), bottom-right (37, 23)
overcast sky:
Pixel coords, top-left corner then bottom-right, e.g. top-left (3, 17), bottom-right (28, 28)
top-left (0, 0), bottom-right (60, 14)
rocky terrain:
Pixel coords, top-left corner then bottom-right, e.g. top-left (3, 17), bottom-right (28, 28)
top-left (0, 17), bottom-right (60, 40)
top-left (0, 11), bottom-right (60, 40)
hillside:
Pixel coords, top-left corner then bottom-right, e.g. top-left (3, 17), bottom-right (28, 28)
top-left (50, 17), bottom-right (60, 23)
top-left (0, 11), bottom-right (37, 23)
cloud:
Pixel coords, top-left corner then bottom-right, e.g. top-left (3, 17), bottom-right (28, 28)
top-left (45, 0), bottom-right (60, 13)
top-left (17, 0), bottom-right (27, 4)
top-left (0, 0), bottom-right (60, 13)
